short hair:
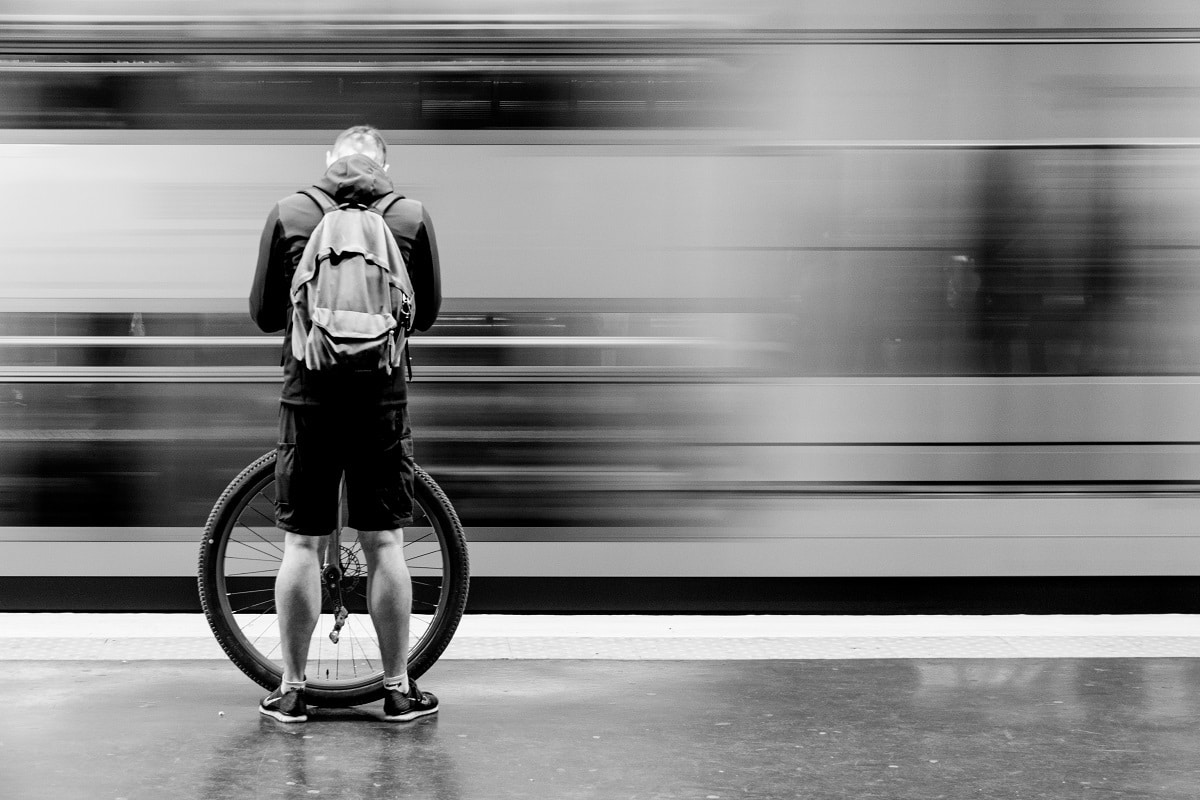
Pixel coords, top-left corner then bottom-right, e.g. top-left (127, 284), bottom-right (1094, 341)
top-left (331, 125), bottom-right (387, 165)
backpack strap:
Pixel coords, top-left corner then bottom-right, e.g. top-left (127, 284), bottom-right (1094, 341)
top-left (300, 188), bottom-right (337, 215)
top-left (371, 192), bottom-right (406, 216)
top-left (371, 191), bottom-right (412, 382)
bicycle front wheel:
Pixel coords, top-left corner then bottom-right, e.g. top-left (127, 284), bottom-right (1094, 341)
top-left (197, 451), bottom-right (469, 707)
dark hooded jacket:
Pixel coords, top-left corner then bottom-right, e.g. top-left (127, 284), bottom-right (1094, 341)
top-left (249, 154), bottom-right (442, 406)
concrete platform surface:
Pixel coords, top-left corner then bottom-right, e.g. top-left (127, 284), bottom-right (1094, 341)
top-left (4, 658), bottom-right (1200, 800)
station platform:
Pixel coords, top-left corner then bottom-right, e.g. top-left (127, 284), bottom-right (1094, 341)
top-left (4, 615), bottom-right (1200, 799)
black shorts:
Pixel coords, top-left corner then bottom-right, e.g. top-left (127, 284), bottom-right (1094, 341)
top-left (275, 403), bottom-right (415, 535)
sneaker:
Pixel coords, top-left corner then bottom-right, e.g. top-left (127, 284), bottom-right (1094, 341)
top-left (259, 686), bottom-right (308, 723)
top-left (382, 680), bottom-right (439, 722)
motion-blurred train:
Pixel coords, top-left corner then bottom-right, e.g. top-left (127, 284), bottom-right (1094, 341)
top-left (3, 0), bottom-right (1200, 612)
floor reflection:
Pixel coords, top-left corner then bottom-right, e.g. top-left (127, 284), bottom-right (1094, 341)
top-left (200, 710), bottom-right (463, 800)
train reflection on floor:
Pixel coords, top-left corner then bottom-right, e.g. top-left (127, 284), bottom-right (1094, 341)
top-left (5, 657), bottom-right (1199, 799)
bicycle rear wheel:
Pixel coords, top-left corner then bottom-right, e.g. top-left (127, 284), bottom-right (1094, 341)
top-left (198, 450), bottom-right (469, 707)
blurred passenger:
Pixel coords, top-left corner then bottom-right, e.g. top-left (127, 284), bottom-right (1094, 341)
top-left (941, 253), bottom-right (980, 372)
top-left (971, 151), bottom-right (1044, 374)
top-left (249, 125), bottom-right (442, 724)
top-left (1081, 155), bottom-right (1132, 373)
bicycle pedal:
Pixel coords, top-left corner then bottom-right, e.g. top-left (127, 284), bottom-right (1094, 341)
top-left (329, 606), bottom-right (349, 643)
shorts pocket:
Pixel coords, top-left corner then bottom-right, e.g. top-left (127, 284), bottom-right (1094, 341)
top-left (380, 408), bottom-right (414, 461)
top-left (275, 406), bottom-right (299, 507)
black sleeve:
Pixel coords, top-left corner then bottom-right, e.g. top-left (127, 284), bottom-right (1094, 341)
top-left (410, 206), bottom-right (443, 332)
top-left (249, 204), bottom-right (288, 333)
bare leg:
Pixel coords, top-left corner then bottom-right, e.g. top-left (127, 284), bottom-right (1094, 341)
top-left (275, 532), bottom-right (323, 684)
top-left (358, 528), bottom-right (411, 679)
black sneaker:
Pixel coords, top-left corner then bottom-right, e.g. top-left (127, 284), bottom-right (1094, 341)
top-left (259, 686), bottom-right (308, 723)
top-left (382, 680), bottom-right (439, 722)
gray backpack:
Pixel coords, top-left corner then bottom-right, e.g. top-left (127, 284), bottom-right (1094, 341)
top-left (290, 190), bottom-right (415, 375)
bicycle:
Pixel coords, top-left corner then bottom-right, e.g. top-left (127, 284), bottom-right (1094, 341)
top-left (198, 450), bottom-right (469, 707)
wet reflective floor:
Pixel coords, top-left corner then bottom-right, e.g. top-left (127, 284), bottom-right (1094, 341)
top-left (4, 658), bottom-right (1200, 799)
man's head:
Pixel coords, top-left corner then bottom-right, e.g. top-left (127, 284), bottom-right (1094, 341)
top-left (326, 125), bottom-right (388, 171)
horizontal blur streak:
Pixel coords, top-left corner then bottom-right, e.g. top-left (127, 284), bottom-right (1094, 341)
top-left (5, 0), bottom-right (1200, 584)
top-left (0, 305), bottom-right (733, 530)
top-left (750, 146), bottom-right (1200, 378)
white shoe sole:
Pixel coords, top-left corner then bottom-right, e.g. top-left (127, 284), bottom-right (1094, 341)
top-left (382, 706), bottom-right (438, 723)
top-left (259, 705), bottom-right (308, 723)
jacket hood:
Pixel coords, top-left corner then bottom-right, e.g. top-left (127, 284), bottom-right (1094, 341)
top-left (315, 154), bottom-right (394, 203)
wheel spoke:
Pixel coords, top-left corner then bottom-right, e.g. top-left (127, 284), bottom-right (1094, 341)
top-left (225, 567), bottom-right (282, 577)
top-left (411, 614), bottom-right (431, 642)
top-left (349, 617), bottom-right (375, 670)
top-left (224, 555), bottom-right (279, 564)
top-left (226, 588), bottom-right (275, 597)
top-left (405, 530), bottom-right (437, 546)
top-left (235, 609), bottom-right (274, 632)
top-left (315, 619), bottom-right (323, 681)
top-left (246, 504), bottom-right (276, 528)
top-left (230, 597), bottom-right (275, 615)
top-left (227, 539), bottom-right (284, 562)
top-left (351, 613), bottom-right (381, 655)
top-left (250, 616), bottom-right (278, 645)
top-left (346, 626), bottom-right (360, 676)
top-left (236, 521), bottom-right (284, 555)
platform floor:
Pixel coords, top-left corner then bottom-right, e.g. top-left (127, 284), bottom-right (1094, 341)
top-left (4, 616), bottom-right (1200, 799)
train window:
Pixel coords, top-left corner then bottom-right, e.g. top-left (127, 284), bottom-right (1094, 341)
top-left (760, 148), bottom-right (1200, 378)
top-left (0, 64), bottom-right (731, 130)
top-left (495, 79), bottom-right (570, 127)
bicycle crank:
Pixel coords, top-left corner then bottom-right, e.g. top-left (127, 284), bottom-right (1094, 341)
top-left (322, 562), bottom-right (349, 644)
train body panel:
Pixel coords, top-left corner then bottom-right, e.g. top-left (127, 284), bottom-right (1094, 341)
top-left (0, 139), bottom-right (743, 306)
top-left (3, 2), bottom-right (1200, 609)
top-left (6, 492), bottom-right (1200, 578)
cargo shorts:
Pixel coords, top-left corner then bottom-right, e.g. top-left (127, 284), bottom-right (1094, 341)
top-left (274, 403), bottom-right (416, 535)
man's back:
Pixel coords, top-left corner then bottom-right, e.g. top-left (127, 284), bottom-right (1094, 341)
top-left (250, 152), bottom-right (442, 407)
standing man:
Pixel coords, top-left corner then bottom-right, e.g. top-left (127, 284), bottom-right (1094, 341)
top-left (250, 125), bottom-right (442, 723)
